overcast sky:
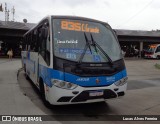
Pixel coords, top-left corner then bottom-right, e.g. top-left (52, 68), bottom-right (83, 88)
top-left (0, 0), bottom-right (160, 30)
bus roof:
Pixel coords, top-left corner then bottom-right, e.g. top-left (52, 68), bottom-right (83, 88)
top-left (24, 15), bottom-right (110, 36)
top-left (51, 15), bottom-right (108, 24)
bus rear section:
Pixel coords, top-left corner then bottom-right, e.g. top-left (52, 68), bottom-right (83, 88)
top-left (21, 16), bottom-right (128, 105)
top-left (145, 44), bottom-right (160, 59)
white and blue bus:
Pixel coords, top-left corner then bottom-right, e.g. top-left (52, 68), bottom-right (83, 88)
top-left (21, 15), bottom-right (128, 105)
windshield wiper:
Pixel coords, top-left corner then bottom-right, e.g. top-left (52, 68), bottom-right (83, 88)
top-left (78, 33), bottom-right (113, 66)
top-left (90, 33), bottom-right (113, 65)
top-left (78, 32), bottom-right (92, 63)
top-left (90, 33), bottom-right (98, 53)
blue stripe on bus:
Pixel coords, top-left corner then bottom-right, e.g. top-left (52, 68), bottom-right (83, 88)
top-left (26, 59), bottom-right (35, 73)
top-left (38, 64), bottom-right (127, 87)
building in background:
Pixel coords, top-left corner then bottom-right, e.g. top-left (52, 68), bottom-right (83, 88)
top-left (0, 20), bottom-right (160, 58)
top-left (0, 21), bottom-right (34, 57)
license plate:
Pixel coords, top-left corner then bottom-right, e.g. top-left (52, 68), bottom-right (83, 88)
top-left (89, 91), bottom-right (103, 97)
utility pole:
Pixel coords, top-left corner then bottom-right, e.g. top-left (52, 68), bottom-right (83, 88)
top-left (11, 6), bottom-right (15, 21)
top-left (0, 4), bottom-right (3, 12)
top-left (5, 3), bottom-right (7, 22)
top-left (4, 3), bottom-right (10, 22)
top-left (7, 9), bottom-right (10, 21)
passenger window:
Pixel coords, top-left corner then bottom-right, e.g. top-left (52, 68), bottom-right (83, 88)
top-left (39, 21), bottom-right (50, 66)
top-left (30, 32), bottom-right (34, 52)
top-left (22, 36), bottom-right (26, 51)
top-left (33, 29), bottom-right (38, 52)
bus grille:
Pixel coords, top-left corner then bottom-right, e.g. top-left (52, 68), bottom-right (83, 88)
top-left (73, 68), bottom-right (116, 76)
top-left (71, 89), bottom-right (117, 102)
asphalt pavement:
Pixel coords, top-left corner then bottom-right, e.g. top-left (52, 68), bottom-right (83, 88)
top-left (0, 58), bottom-right (160, 124)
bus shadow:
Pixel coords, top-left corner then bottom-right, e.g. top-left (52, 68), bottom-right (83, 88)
top-left (19, 71), bottom-right (114, 121)
top-left (48, 102), bottom-right (113, 121)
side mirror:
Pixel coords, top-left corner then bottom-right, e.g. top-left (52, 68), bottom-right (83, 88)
top-left (122, 50), bottom-right (126, 57)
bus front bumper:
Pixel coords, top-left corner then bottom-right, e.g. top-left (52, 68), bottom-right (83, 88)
top-left (45, 82), bottom-right (127, 105)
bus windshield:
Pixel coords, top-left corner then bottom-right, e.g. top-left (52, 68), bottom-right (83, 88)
top-left (53, 19), bottom-right (122, 63)
top-left (146, 46), bottom-right (156, 53)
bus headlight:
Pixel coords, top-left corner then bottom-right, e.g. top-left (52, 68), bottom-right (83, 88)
top-left (114, 77), bottom-right (128, 86)
top-left (51, 79), bottom-right (78, 90)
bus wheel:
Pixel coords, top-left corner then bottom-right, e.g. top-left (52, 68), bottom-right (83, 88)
top-left (39, 78), bottom-right (52, 108)
top-left (24, 64), bottom-right (26, 72)
top-left (25, 73), bottom-right (29, 80)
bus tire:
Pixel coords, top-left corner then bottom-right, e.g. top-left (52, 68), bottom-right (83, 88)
top-left (24, 64), bottom-right (26, 72)
top-left (25, 73), bottom-right (29, 80)
top-left (39, 78), bottom-right (52, 108)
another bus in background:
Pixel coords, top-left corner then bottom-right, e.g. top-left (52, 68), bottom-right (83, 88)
top-left (145, 44), bottom-right (160, 59)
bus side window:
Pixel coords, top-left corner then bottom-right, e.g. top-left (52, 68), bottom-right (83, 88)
top-left (46, 23), bottom-right (50, 66)
top-left (27, 34), bottom-right (31, 51)
top-left (30, 32), bottom-right (33, 51)
top-left (39, 21), bottom-right (50, 66)
top-left (34, 29), bottom-right (38, 52)
top-left (26, 34), bottom-right (29, 51)
top-left (38, 26), bottom-right (45, 58)
top-left (22, 36), bottom-right (26, 51)
top-left (25, 36), bottom-right (27, 51)
top-left (30, 30), bottom-right (38, 52)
